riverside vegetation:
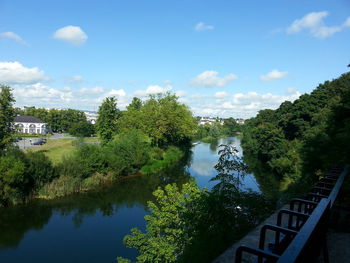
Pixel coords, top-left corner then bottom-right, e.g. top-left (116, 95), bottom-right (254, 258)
top-left (118, 144), bottom-right (274, 263)
top-left (0, 86), bottom-right (196, 206)
top-left (117, 71), bottom-right (350, 262)
top-left (241, 72), bottom-right (350, 192)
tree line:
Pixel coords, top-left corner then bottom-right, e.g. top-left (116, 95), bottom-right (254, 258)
top-left (16, 106), bottom-right (95, 136)
top-left (241, 72), bottom-right (350, 188)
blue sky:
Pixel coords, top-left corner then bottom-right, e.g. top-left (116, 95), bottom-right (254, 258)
top-left (1, 0), bottom-right (349, 118)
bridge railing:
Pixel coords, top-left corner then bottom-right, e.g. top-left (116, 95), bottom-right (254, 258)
top-left (235, 165), bottom-right (349, 263)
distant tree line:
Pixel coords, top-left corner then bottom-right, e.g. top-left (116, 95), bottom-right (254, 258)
top-left (97, 93), bottom-right (197, 146)
top-left (16, 106), bottom-right (94, 136)
top-left (194, 117), bottom-right (242, 142)
top-left (242, 72), bottom-right (350, 187)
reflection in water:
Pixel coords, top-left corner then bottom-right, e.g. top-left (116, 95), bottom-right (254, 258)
top-left (0, 137), bottom-right (267, 263)
top-left (209, 140), bottom-right (219, 153)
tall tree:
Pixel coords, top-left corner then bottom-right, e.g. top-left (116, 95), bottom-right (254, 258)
top-left (0, 85), bottom-right (15, 152)
top-left (96, 97), bottom-right (121, 144)
top-left (127, 97), bottom-right (142, 111)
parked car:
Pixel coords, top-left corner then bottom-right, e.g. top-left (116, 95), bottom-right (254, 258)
top-left (31, 138), bottom-right (46, 145)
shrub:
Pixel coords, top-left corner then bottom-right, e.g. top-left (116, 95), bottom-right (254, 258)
top-left (104, 129), bottom-right (151, 177)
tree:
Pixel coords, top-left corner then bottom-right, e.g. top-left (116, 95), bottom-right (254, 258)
top-left (0, 85), bottom-right (15, 152)
top-left (141, 93), bottom-right (196, 146)
top-left (96, 97), bottom-right (121, 144)
top-left (223, 117), bottom-right (240, 135)
top-left (119, 181), bottom-right (203, 263)
top-left (120, 144), bottom-right (273, 263)
top-left (119, 93), bottom-right (196, 147)
top-left (127, 97), bottom-right (142, 111)
top-left (68, 121), bottom-right (95, 137)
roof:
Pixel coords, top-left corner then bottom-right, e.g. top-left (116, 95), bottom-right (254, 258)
top-left (14, 115), bottom-right (45, 123)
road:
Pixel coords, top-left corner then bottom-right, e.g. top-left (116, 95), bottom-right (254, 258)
top-left (15, 133), bottom-right (77, 150)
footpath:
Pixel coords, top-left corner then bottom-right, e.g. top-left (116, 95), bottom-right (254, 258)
top-left (213, 169), bottom-right (350, 263)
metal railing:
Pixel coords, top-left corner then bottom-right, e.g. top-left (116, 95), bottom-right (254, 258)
top-left (235, 165), bottom-right (349, 263)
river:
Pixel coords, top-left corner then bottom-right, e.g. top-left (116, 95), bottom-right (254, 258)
top-left (0, 137), bottom-right (260, 263)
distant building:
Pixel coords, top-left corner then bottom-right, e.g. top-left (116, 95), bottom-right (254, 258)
top-left (84, 112), bottom-right (98, 124)
top-left (236, 118), bottom-right (245, 125)
top-left (198, 116), bottom-right (224, 125)
top-left (13, 116), bottom-right (48, 134)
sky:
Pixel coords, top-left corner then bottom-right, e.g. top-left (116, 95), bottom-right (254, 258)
top-left (1, 0), bottom-right (349, 118)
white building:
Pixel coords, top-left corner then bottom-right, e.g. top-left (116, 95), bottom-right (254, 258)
top-left (198, 117), bottom-right (224, 125)
top-left (84, 112), bottom-right (98, 124)
top-left (14, 116), bottom-right (48, 134)
top-left (236, 119), bottom-right (245, 125)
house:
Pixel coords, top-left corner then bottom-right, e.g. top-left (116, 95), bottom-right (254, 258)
top-left (235, 119), bottom-right (245, 125)
top-left (13, 116), bottom-right (48, 134)
top-left (198, 116), bottom-right (224, 126)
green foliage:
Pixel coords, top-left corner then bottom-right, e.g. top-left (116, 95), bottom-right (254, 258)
top-left (18, 107), bottom-right (88, 133)
top-left (96, 97), bottom-right (121, 144)
top-left (68, 121), bottom-right (95, 137)
top-left (141, 146), bottom-right (183, 175)
top-left (0, 149), bottom-right (57, 206)
top-left (0, 85), bottom-right (15, 152)
top-left (121, 181), bottom-right (203, 263)
top-left (195, 123), bottom-right (225, 141)
top-left (119, 93), bottom-right (196, 147)
top-left (242, 72), bottom-right (350, 187)
top-left (121, 144), bottom-right (274, 263)
top-left (104, 129), bottom-right (151, 177)
top-left (223, 117), bottom-right (241, 135)
top-left (26, 151), bottom-right (57, 191)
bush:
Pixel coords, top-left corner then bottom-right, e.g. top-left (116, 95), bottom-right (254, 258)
top-left (104, 129), bottom-right (151, 177)
top-left (68, 121), bottom-right (95, 137)
top-left (0, 149), bottom-right (57, 206)
top-left (26, 151), bottom-right (58, 191)
top-left (141, 146), bottom-right (183, 174)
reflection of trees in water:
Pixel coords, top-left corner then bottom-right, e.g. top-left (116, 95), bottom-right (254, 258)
top-left (209, 140), bottom-right (219, 153)
top-left (243, 151), bottom-right (280, 200)
top-left (0, 203), bottom-right (53, 248)
top-left (0, 151), bottom-right (193, 249)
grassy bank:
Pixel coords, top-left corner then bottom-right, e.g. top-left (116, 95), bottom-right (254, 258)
top-left (26, 137), bottom-right (98, 164)
top-left (33, 135), bottom-right (184, 200)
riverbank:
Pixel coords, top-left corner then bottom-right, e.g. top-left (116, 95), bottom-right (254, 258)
top-left (36, 145), bottom-right (185, 200)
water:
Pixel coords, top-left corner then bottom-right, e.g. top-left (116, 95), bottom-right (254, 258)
top-left (0, 137), bottom-right (260, 263)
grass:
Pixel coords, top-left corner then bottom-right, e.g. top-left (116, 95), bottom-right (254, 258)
top-left (26, 137), bottom-right (99, 164)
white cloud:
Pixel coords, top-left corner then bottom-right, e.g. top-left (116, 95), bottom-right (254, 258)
top-left (78, 86), bottom-right (104, 95)
top-left (191, 90), bottom-right (301, 118)
top-left (134, 84), bottom-right (173, 97)
top-left (214, 91), bottom-right (229, 99)
top-left (106, 89), bottom-right (126, 97)
top-left (191, 71), bottom-right (238, 87)
top-left (69, 75), bottom-right (83, 83)
top-left (0, 61), bottom-right (49, 84)
top-left (175, 90), bottom-right (187, 97)
top-left (344, 17), bottom-right (350, 27)
top-left (13, 83), bottom-right (73, 103)
top-left (0, 32), bottom-right (28, 45)
top-left (53, 26), bottom-right (88, 45)
top-left (194, 22), bottom-right (214, 32)
top-left (260, 69), bottom-right (288, 81)
top-left (287, 12), bottom-right (350, 38)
